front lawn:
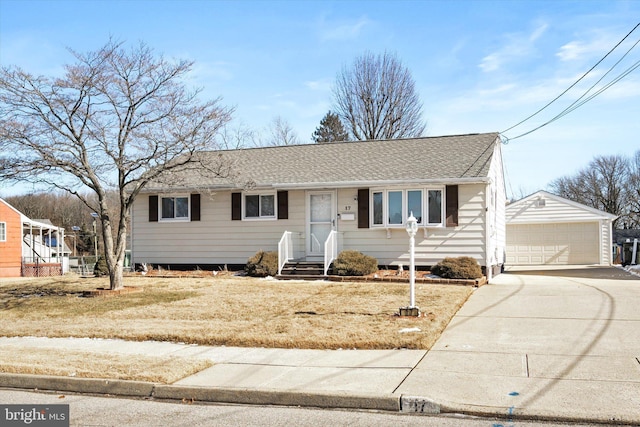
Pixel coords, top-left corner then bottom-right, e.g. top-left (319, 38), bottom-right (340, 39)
top-left (0, 274), bottom-right (473, 350)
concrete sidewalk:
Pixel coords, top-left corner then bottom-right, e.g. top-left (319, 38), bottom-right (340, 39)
top-left (1, 267), bottom-right (639, 424)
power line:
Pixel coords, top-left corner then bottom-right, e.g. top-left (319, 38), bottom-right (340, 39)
top-left (501, 21), bottom-right (640, 135)
top-left (505, 40), bottom-right (640, 141)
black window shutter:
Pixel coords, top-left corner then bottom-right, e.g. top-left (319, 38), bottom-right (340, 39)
top-left (231, 192), bottom-right (242, 220)
top-left (277, 191), bottom-right (288, 220)
top-left (149, 195), bottom-right (158, 222)
top-left (191, 193), bottom-right (201, 221)
top-left (357, 188), bottom-right (369, 229)
top-left (445, 185), bottom-right (459, 227)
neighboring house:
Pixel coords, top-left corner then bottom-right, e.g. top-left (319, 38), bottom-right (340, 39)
top-left (613, 229), bottom-right (640, 265)
top-left (131, 133), bottom-right (506, 280)
top-left (0, 198), bottom-right (67, 277)
top-left (505, 190), bottom-right (617, 266)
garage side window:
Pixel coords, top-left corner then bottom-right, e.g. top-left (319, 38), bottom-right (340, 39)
top-left (0, 222), bottom-right (6, 242)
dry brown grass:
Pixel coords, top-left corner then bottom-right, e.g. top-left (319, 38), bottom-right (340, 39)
top-left (0, 275), bottom-right (473, 350)
top-left (0, 346), bottom-right (212, 383)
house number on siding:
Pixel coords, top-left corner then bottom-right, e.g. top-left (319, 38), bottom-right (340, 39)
top-left (344, 206), bottom-right (351, 211)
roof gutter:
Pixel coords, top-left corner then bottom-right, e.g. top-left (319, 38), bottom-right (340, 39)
top-left (140, 177), bottom-right (491, 193)
top-left (274, 177), bottom-right (491, 189)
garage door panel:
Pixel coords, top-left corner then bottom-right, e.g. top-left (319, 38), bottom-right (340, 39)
top-left (507, 222), bottom-right (599, 265)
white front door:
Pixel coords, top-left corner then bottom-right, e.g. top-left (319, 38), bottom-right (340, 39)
top-left (307, 191), bottom-right (336, 257)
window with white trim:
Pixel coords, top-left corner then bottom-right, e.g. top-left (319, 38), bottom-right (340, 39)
top-left (244, 193), bottom-right (276, 219)
top-left (371, 188), bottom-right (444, 228)
top-left (160, 195), bottom-right (190, 221)
top-left (427, 189), bottom-right (443, 225)
top-left (0, 222), bottom-right (6, 242)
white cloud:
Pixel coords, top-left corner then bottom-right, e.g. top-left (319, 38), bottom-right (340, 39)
top-left (479, 22), bottom-right (549, 73)
top-left (304, 79), bottom-right (331, 91)
top-left (318, 16), bottom-right (371, 41)
top-left (555, 29), bottom-right (625, 62)
top-left (529, 23), bottom-right (549, 42)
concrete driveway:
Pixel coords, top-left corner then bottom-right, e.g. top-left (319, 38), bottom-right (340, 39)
top-left (396, 265), bottom-right (640, 423)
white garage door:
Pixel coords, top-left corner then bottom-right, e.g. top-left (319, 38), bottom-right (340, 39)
top-left (506, 222), bottom-right (600, 265)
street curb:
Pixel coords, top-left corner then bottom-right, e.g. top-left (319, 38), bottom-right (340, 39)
top-left (0, 374), bottom-right (399, 412)
top-left (401, 396), bottom-right (640, 426)
top-left (0, 373), bottom-right (154, 397)
top-left (2, 374), bottom-right (638, 425)
top-left (154, 385), bottom-right (400, 411)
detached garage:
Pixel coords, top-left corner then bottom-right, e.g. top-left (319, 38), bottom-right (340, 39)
top-left (506, 191), bottom-right (617, 266)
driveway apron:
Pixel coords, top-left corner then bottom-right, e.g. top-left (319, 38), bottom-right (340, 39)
top-left (395, 266), bottom-right (640, 423)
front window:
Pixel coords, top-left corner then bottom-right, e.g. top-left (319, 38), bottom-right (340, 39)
top-left (372, 192), bottom-right (383, 225)
top-left (427, 189), bottom-right (443, 225)
top-left (387, 191), bottom-right (403, 225)
top-left (244, 193), bottom-right (276, 219)
top-left (0, 222), bottom-right (6, 242)
top-left (161, 196), bottom-right (189, 220)
top-left (407, 190), bottom-right (423, 224)
top-left (371, 187), bottom-right (444, 228)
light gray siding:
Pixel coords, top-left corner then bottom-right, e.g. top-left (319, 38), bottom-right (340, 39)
top-left (132, 190), bottom-right (306, 266)
top-left (132, 184), bottom-right (495, 268)
top-left (505, 191), bottom-right (616, 266)
top-left (336, 184), bottom-right (488, 267)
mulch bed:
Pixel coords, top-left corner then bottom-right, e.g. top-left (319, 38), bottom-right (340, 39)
top-left (125, 268), bottom-right (485, 287)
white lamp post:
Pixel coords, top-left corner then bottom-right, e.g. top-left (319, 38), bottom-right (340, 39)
top-left (401, 212), bottom-right (420, 316)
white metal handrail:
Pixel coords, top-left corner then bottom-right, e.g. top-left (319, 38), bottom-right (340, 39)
top-left (278, 231), bottom-right (292, 275)
top-left (278, 231), bottom-right (303, 275)
top-left (324, 230), bottom-right (340, 276)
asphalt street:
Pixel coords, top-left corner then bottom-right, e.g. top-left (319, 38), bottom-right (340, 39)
top-left (0, 389), bottom-right (605, 427)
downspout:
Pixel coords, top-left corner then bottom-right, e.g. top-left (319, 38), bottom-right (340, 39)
top-left (598, 219), bottom-right (604, 265)
top-left (608, 220), bottom-right (613, 266)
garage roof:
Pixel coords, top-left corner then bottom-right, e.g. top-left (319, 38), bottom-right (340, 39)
top-left (506, 190), bottom-right (618, 224)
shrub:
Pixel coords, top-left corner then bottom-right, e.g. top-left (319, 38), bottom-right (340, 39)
top-left (332, 250), bottom-right (378, 276)
top-left (245, 250), bottom-right (278, 277)
top-left (431, 256), bottom-right (482, 279)
top-left (93, 255), bottom-right (109, 277)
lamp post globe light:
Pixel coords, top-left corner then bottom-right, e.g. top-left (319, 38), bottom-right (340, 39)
top-left (401, 212), bottom-right (420, 316)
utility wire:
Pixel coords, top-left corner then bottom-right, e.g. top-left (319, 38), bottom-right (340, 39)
top-left (505, 36), bottom-right (640, 141)
top-left (506, 57), bottom-right (640, 141)
top-left (501, 21), bottom-right (640, 134)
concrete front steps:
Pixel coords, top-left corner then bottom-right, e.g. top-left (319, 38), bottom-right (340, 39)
top-left (277, 261), bottom-right (328, 280)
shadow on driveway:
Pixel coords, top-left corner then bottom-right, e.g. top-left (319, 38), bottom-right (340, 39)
top-left (505, 266), bottom-right (638, 280)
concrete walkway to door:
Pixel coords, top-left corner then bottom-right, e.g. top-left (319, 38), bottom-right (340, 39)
top-left (395, 265), bottom-right (640, 424)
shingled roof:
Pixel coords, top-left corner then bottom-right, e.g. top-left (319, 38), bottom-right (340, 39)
top-left (146, 132), bottom-right (501, 191)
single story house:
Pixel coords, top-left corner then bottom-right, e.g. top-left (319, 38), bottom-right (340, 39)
top-left (0, 198), bottom-right (67, 277)
top-left (131, 132), bottom-right (506, 280)
top-left (505, 190), bottom-right (617, 265)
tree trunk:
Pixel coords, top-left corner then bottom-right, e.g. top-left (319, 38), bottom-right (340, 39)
top-left (100, 211), bottom-right (127, 291)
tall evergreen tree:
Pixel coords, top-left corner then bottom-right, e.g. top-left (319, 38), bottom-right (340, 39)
top-left (312, 111), bottom-right (350, 143)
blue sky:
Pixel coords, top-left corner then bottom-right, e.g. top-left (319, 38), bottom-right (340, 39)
top-left (1, 0), bottom-right (639, 199)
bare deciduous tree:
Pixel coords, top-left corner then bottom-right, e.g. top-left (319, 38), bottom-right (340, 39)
top-left (549, 153), bottom-right (638, 228)
top-left (264, 116), bottom-right (300, 146)
top-left (0, 39), bottom-right (232, 289)
top-left (216, 120), bottom-right (259, 149)
top-left (333, 51), bottom-right (426, 141)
